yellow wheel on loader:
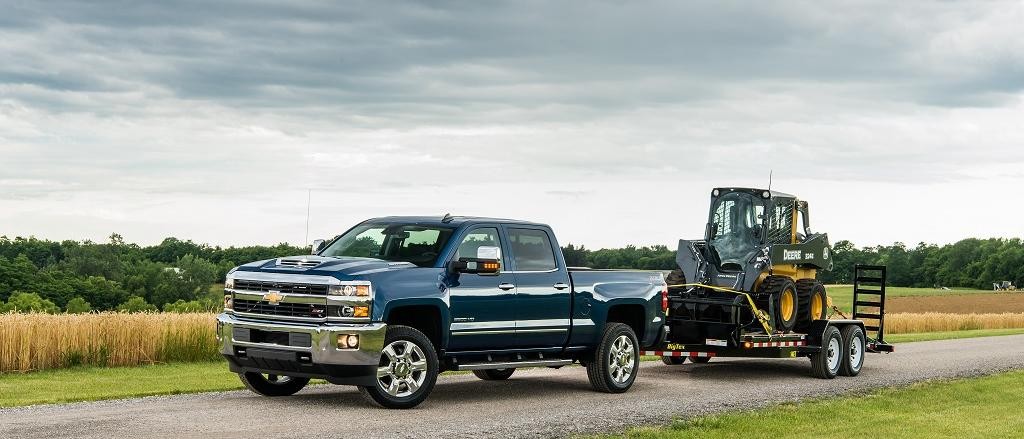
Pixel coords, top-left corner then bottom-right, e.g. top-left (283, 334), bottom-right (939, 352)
top-left (757, 276), bottom-right (799, 333)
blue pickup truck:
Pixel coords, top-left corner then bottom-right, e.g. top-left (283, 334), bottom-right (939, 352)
top-left (217, 216), bottom-right (667, 408)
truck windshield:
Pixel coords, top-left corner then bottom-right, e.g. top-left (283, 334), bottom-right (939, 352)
top-left (709, 192), bottom-right (764, 270)
top-left (319, 223), bottom-right (456, 267)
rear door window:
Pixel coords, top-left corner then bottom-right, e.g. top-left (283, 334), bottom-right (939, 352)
top-left (508, 228), bottom-right (558, 271)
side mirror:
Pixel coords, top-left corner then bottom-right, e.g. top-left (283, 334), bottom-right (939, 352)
top-left (450, 246), bottom-right (502, 275)
top-left (311, 239), bottom-right (327, 254)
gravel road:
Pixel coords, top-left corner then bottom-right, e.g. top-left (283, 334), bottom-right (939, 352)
top-left (3, 335), bottom-right (1023, 439)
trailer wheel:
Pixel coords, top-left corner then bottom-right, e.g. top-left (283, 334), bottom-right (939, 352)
top-left (472, 368), bottom-right (516, 380)
top-left (661, 356), bottom-right (686, 365)
top-left (688, 355), bottom-right (711, 364)
top-left (810, 325), bottom-right (842, 379)
top-left (839, 325), bottom-right (866, 377)
top-left (587, 323), bottom-right (639, 393)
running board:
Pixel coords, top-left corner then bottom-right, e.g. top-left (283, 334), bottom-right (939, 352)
top-left (454, 359), bottom-right (573, 371)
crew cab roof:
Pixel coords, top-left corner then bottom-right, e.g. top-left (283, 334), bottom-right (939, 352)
top-left (364, 215), bottom-right (550, 228)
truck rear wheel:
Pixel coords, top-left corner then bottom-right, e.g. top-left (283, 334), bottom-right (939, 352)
top-left (239, 372), bottom-right (310, 397)
top-left (587, 323), bottom-right (639, 393)
top-left (839, 325), bottom-right (866, 377)
top-left (810, 325), bottom-right (842, 379)
top-left (358, 325), bottom-right (439, 409)
top-left (473, 368), bottom-right (516, 380)
top-left (661, 356), bottom-right (686, 365)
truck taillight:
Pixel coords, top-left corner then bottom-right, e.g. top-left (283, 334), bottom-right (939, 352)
top-left (661, 285), bottom-right (669, 313)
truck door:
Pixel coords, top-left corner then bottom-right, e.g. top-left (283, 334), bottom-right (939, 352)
top-left (505, 226), bottom-right (572, 348)
top-left (446, 226), bottom-right (518, 351)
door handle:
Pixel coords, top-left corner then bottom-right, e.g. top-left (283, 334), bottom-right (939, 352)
top-left (498, 283), bottom-right (516, 291)
top-left (553, 282), bottom-right (570, 290)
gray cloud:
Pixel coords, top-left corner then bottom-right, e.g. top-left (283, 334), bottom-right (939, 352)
top-left (2, 1), bottom-right (1024, 247)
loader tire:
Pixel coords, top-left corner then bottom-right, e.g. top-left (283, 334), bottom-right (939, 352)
top-left (665, 269), bottom-right (686, 291)
top-left (757, 276), bottom-right (799, 333)
top-left (795, 280), bottom-right (827, 332)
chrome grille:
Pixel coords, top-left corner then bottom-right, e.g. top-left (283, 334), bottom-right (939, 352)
top-left (233, 280), bottom-right (329, 295)
top-left (233, 298), bottom-right (327, 319)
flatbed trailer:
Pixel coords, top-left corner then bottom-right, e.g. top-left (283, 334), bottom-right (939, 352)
top-left (654, 265), bottom-right (894, 378)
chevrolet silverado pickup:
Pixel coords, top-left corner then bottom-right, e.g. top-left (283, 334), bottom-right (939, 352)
top-left (218, 216), bottom-right (667, 408)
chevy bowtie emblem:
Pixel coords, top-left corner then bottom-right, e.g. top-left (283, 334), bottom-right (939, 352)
top-left (264, 291), bottom-right (284, 305)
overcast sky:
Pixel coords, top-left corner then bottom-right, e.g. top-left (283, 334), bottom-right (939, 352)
top-left (2, 1), bottom-right (1023, 250)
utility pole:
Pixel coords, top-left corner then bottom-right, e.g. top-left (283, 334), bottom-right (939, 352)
top-left (304, 189), bottom-right (312, 246)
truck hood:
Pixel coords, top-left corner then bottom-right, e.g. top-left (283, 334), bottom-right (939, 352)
top-left (234, 255), bottom-right (420, 278)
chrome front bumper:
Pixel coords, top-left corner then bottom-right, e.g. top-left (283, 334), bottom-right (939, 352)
top-left (217, 313), bottom-right (387, 367)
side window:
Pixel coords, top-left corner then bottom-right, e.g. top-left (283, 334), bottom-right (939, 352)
top-left (508, 228), bottom-right (557, 271)
top-left (454, 228), bottom-right (503, 268)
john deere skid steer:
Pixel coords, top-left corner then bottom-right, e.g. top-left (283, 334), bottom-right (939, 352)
top-left (667, 187), bottom-right (833, 339)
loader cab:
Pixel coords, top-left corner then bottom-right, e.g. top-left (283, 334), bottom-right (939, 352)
top-left (706, 188), bottom-right (801, 271)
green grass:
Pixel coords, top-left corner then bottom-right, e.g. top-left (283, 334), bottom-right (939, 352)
top-left (0, 361), bottom-right (244, 407)
top-left (597, 370), bottom-right (1024, 439)
top-left (826, 285), bottom-right (993, 313)
top-left (886, 327), bottom-right (1024, 343)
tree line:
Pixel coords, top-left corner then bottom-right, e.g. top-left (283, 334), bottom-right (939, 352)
top-left (0, 234), bottom-right (305, 313)
top-left (2, 234), bottom-right (1021, 313)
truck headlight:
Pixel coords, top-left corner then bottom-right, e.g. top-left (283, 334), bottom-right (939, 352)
top-left (329, 283), bottom-right (371, 297)
top-left (224, 276), bottom-right (235, 290)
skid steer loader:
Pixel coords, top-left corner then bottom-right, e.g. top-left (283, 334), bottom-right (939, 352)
top-left (667, 187), bottom-right (833, 336)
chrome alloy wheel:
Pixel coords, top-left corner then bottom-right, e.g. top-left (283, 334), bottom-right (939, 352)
top-left (607, 334), bottom-right (636, 384)
top-left (849, 333), bottom-right (864, 368)
top-left (827, 336), bottom-right (841, 372)
top-left (376, 340), bottom-right (429, 397)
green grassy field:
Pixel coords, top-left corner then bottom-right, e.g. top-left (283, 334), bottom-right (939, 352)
top-left (596, 369), bottom-right (1024, 439)
top-left (0, 362), bottom-right (245, 407)
top-left (825, 285), bottom-right (993, 313)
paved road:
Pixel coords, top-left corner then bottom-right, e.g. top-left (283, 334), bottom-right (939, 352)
top-left (3, 335), bottom-right (1024, 439)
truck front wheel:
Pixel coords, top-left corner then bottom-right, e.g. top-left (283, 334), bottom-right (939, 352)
top-left (239, 372), bottom-right (310, 397)
top-left (587, 323), bottom-right (639, 393)
top-left (358, 325), bottom-right (439, 409)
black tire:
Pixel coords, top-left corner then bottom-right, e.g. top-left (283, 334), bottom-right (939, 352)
top-left (688, 355), bottom-right (711, 364)
top-left (586, 323), bottom-right (639, 393)
top-left (239, 372), bottom-right (310, 397)
top-left (665, 269), bottom-right (686, 287)
top-left (757, 276), bottom-right (799, 333)
top-left (810, 325), bottom-right (842, 379)
top-left (795, 280), bottom-right (827, 332)
top-left (358, 325), bottom-right (439, 409)
top-left (661, 356), bottom-right (686, 365)
top-left (839, 325), bottom-right (866, 377)
top-left (472, 368), bottom-right (516, 380)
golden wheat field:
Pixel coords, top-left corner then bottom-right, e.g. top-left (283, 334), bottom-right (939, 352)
top-left (0, 312), bottom-right (219, 373)
top-left (886, 312), bottom-right (1024, 334)
top-left (3, 311), bottom-right (1024, 373)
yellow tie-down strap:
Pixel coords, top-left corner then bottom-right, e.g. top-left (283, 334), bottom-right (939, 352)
top-left (667, 283), bottom-right (775, 335)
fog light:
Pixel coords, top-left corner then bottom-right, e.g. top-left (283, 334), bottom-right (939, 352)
top-left (338, 334), bottom-right (359, 349)
top-left (353, 306), bottom-right (369, 318)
